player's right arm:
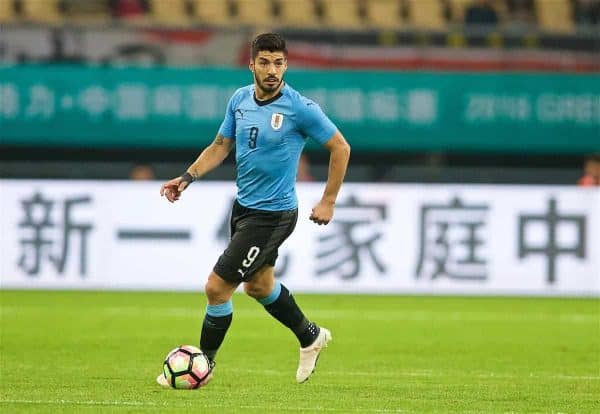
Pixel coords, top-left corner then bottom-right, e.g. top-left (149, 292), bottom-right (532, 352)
top-left (185, 134), bottom-right (233, 180)
top-left (161, 89), bottom-right (241, 203)
top-left (160, 134), bottom-right (233, 203)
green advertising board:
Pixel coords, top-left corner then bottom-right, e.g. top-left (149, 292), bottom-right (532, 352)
top-left (0, 65), bottom-right (598, 153)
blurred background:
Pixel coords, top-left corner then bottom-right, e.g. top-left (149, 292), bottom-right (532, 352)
top-left (0, 0), bottom-right (599, 184)
top-left (0, 0), bottom-right (599, 294)
top-left (1, 5), bottom-right (599, 408)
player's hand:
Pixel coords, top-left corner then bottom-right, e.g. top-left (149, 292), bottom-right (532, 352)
top-left (160, 177), bottom-right (190, 203)
top-left (310, 200), bottom-right (334, 225)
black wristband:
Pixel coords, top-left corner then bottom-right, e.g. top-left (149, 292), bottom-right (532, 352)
top-left (181, 172), bottom-right (194, 184)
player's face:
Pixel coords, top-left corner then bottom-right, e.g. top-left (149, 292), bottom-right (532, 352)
top-left (250, 51), bottom-right (287, 95)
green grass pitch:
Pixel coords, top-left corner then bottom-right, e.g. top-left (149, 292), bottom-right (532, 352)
top-left (1, 290), bottom-right (598, 413)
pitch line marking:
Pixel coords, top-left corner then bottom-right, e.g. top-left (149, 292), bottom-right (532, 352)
top-left (0, 399), bottom-right (414, 413)
top-left (228, 368), bottom-right (600, 381)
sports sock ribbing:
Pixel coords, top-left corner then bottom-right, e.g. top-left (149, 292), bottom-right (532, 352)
top-left (200, 300), bottom-right (233, 361)
top-left (258, 281), bottom-right (320, 348)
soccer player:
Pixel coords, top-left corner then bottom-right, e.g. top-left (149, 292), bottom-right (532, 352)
top-left (158, 33), bottom-right (351, 386)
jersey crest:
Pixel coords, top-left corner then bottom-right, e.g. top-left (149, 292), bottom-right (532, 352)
top-left (271, 113), bottom-right (284, 130)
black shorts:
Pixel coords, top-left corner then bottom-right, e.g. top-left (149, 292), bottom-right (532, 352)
top-left (213, 200), bottom-right (298, 284)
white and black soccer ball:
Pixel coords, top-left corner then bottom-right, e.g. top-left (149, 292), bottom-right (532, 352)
top-left (161, 345), bottom-right (211, 389)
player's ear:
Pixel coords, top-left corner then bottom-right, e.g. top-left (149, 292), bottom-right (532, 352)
top-left (249, 60), bottom-right (254, 72)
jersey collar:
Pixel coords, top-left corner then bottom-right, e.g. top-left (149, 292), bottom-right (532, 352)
top-left (253, 83), bottom-right (285, 106)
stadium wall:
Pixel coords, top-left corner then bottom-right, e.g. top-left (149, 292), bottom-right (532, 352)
top-left (1, 65), bottom-right (599, 154)
top-left (1, 180), bottom-right (598, 296)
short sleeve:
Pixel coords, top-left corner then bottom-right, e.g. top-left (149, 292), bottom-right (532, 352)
top-left (217, 94), bottom-right (236, 139)
top-left (297, 97), bottom-right (337, 145)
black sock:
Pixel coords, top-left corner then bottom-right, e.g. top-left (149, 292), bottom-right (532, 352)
top-left (200, 302), bottom-right (233, 361)
top-left (263, 283), bottom-right (320, 348)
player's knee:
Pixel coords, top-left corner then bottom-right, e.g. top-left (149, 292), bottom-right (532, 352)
top-left (204, 279), bottom-right (229, 303)
top-left (204, 281), bottom-right (220, 301)
top-left (243, 282), bottom-right (259, 298)
top-left (243, 282), bottom-right (268, 299)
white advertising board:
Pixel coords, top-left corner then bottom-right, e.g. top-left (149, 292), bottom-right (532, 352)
top-left (1, 180), bottom-right (598, 296)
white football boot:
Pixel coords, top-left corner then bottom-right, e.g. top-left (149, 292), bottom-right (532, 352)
top-left (296, 327), bottom-right (332, 383)
top-left (156, 373), bottom-right (170, 387)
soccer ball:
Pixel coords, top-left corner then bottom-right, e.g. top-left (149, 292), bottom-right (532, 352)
top-left (162, 345), bottom-right (211, 389)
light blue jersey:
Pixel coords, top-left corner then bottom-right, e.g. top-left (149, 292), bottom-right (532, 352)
top-left (218, 83), bottom-right (337, 211)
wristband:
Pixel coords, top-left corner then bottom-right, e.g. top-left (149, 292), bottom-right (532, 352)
top-left (181, 172), bottom-right (194, 185)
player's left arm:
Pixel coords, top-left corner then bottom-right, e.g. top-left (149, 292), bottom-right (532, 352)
top-left (310, 131), bottom-right (351, 225)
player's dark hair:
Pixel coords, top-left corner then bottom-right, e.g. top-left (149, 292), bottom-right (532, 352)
top-left (586, 153), bottom-right (600, 163)
top-left (251, 33), bottom-right (288, 59)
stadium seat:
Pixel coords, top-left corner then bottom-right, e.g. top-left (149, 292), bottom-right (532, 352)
top-left (406, 0), bottom-right (446, 30)
top-left (448, 0), bottom-right (506, 24)
top-left (20, 0), bottom-right (63, 23)
top-left (447, 0), bottom-right (473, 23)
top-left (191, 0), bottom-right (232, 25)
top-left (321, 0), bottom-right (364, 29)
top-left (62, 0), bottom-right (111, 23)
top-left (535, 0), bottom-right (574, 33)
top-left (148, 0), bottom-right (189, 26)
top-left (366, 0), bottom-right (405, 29)
top-left (276, 0), bottom-right (319, 28)
top-left (235, 0), bottom-right (274, 26)
top-left (0, 0), bottom-right (15, 22)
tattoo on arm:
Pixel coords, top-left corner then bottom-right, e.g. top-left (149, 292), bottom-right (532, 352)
top-left (214, 134), bottom-right (233, 153)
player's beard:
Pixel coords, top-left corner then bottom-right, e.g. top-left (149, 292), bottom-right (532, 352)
top-left (255, 72), bottom-right (283, 95)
